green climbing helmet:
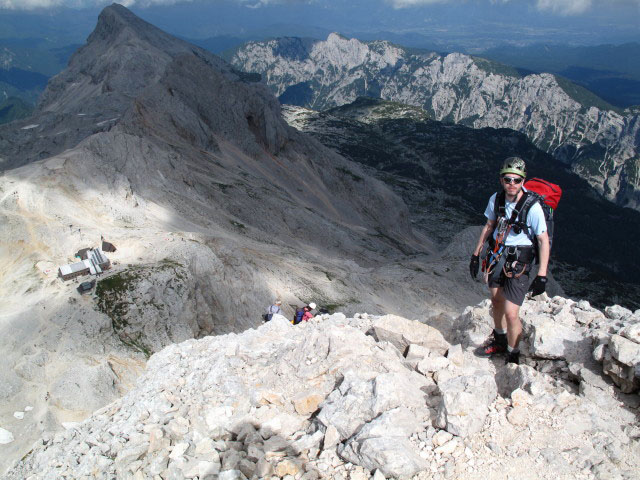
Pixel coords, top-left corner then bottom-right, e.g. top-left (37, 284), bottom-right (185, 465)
top-left (500, 157), bottom-right (527, 178)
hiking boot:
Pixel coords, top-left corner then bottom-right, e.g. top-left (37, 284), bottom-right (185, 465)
top-left (474, 331), bottom-right (507, 357)
top-left (505, 350), bottom-right (520, 365)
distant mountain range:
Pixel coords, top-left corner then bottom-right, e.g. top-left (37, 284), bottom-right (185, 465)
top-left (230, 34), bottom-right (640, 212)
top-left (480, 43), bottom-right (640, 108)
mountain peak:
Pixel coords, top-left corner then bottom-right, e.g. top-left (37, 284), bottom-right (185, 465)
top-left (88, 3), bottom-right (154, 43)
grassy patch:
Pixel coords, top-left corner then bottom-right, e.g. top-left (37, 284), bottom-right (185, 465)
top-left (95, 261), bottom-right (186, 356)
top-left (472, 56), bottom-right (522, 78)
top-left (95, 269), bottom-right (142, 330)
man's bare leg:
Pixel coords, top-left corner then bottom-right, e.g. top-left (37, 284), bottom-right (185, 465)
top-left (490, 287), bottom-right (507, 331)
top-left (504, 299), bottom-right (522, 349)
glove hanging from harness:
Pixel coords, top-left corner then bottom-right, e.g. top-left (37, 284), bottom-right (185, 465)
top-left (482, 192), bottom-right (530, 284)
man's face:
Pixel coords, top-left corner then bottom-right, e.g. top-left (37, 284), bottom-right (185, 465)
top-left (501, 174), bottom-right (524, 195)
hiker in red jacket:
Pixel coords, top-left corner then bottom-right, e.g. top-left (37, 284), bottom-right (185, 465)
top-left (302, 302), bottom-right (316, 322)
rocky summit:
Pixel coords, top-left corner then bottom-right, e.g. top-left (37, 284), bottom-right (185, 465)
top-left (230, 34), bottom-right (640, 211)
top-left (4, 295), bottom-right (640, 479)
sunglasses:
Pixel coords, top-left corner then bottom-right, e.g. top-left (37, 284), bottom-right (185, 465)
top-left (502, 176), bottom-right (523, 185)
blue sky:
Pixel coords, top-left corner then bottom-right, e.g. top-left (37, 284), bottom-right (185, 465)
top-left (0, 0), bottom-right (638, 48)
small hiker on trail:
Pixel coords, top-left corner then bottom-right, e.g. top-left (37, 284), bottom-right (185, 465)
top-left (264, 300), bottom-right (282, 322)
top-left (293, 302), bottom-right (316, 324)
top-left (469, 157), bottom-right (550, 365)
top-left (302, 302), bottom-right (316, 322)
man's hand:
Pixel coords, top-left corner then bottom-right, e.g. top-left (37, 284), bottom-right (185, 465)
top-left (529, 275), bottom-right (547, 296)
top-left (469, 255), bottom-right (479, 279)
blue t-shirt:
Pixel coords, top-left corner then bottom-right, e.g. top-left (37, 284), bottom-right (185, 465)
top-left (484, 190), bottom-right (547, 246)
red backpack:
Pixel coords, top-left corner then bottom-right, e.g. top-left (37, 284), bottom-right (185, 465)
top-left (494, 177), bottom-right (562, 254)
top-left (524, 178), bottom-right (562, 210)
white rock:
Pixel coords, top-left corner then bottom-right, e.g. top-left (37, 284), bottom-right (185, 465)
top-left (609, 334), bottom-right (640, 366)
top-left (529, 320), bottom-right (590, 362)
top-left (446, 344), bottom-right (464, 367)
top-left (620, 324), bottom-right (640, 344)
top-left (341, 437), bottom-right (428, 479)
top-left (432, 430), bottom-right (453, 447)
top-left (605, 305), bottom-right (633, 321)
top-left (0, 427), bottom-right (14, 444)
top-left (435, 372), bottom-right (498, 437)
top-left (372, 314), bottom-right (450, 355)
top-left (506, 407), bottom-right (527, 426)
top-left (323, 425), bottom-right (341, 449)
top-left (434, 438), bottom-right (458, 456)
top-left (13, 412), bottom-right (24, 420)
top-left (405, 344), bottom-right (430, 362)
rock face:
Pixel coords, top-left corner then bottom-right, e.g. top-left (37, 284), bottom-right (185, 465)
top-left (5, 304), bottom-right (640, 479)
top-left (231, 34), bottom-right (640, 210)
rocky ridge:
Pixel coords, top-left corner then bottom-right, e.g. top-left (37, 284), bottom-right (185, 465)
top-left (3, 296), bottom-right (639, 480)
top-left (230, 34), bottom-right (640, 210)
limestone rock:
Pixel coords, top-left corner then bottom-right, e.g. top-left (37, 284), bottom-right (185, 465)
top-left (609, 334), bottom-right (640, 366)
top-left (435, 371), bottom-right (497, 437)
top-left (529, 320), bottom-right (590, 363)
top-left (293, 391), bottom-right (325, 415)
top-left (0, 427), bottom-right (14, 444)
top-left (341, 437), bottom-right (428, 479)
top-left (372, 314), bottom-right (450, 355)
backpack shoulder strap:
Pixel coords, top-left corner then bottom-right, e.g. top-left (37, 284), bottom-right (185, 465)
top-left (515, 191), bottom-right (542, 241)
top-left (509, 191), bottom-right (530, 224)
top-left (494, 191), bottom-right (506, 219)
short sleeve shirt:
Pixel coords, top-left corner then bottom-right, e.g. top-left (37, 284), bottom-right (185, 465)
top-left (484, 190), bottom-right (547, 246)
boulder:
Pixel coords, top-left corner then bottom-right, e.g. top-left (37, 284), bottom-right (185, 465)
top-left (620, 324), bottom-right (640, 344)
top-left (605, 305), bottom-right (633, 321)
top-left (340, 436), bottom-right (428, 479)
top-left (0, 427), bottom-right (14, 444)
top-left (317, 370), bottom-right (430, 441)
top-left (609, 334), bottom-right (640, 366)
top-left (528, 320), bottom-right (591, 363)
top-left (372, 314), bottom-right (450, 355)
top-left (435, 371), bottom-right (497, 437)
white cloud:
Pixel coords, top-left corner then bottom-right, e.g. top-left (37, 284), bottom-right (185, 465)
top-left (0, 0), bottom-right (193, 9)
top-left (0, 0), bottom-right (64, 8)
top-left (535, 0), bottom-right (592, 15)
top-left (0, 0), bottom-right (315, 9)
top-left (386, 0), bottom-right (448, 7)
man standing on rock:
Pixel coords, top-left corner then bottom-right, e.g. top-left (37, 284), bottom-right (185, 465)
top-left (469, 157), bottom-right (550, 364)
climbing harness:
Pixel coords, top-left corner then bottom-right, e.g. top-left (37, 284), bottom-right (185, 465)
top-left (482, 192), bottom-right (529, 284)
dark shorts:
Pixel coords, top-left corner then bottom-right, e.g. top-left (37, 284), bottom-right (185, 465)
top-left (488, 268), bottom-right (531, 307)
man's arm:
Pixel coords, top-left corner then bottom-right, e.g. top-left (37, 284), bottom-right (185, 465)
top-left (473, 219), bottom-right (497, 256)
top-left (536, 231), bottom-right (550, 276)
